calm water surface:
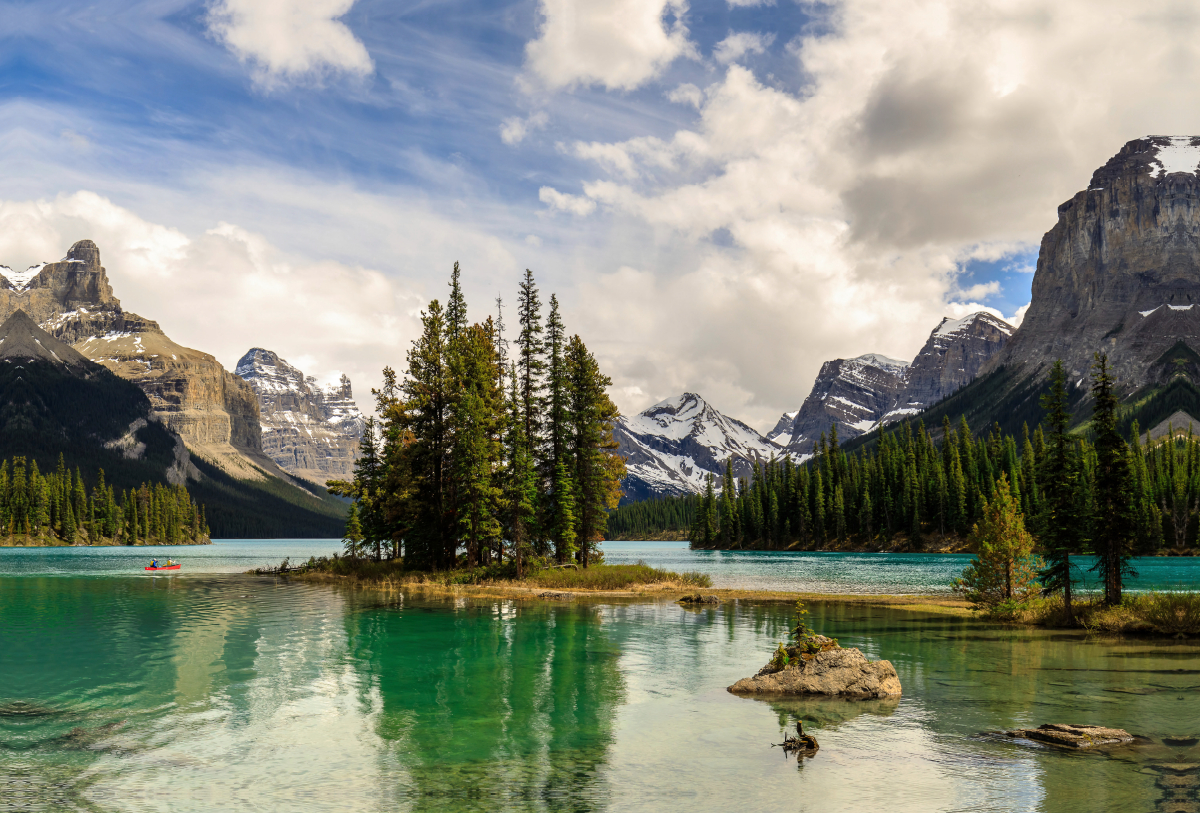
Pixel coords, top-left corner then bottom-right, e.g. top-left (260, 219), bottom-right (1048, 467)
top-left (6, 539), bottom-right (1200, 593)
top-left (1, 543), bottom-right (1198, 811)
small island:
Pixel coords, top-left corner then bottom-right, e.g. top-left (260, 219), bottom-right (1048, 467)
top-left (728, 601), bottom-right (901, 699)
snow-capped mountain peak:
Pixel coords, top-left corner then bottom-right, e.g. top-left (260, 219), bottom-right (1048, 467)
top-left (614, 392), bottom-right (783, 502)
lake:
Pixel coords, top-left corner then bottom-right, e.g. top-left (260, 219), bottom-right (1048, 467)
top-left (2, 541), bottom-right (1198, 811)
top-left (6, 538), bottom-right (1200, 593)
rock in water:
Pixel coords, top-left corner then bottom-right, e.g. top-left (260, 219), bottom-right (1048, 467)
top-left (1005, 724), bottom-right (1135, 749)
top-left (728, 647), bottom-right (902, 698)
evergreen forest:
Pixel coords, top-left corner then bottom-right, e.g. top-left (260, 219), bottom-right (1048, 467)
top-left (0, 454), bottom-right (210, 545)
top-left (330, 266), bottom-right (626, 572)
top-left (606, 494), bottom-right (698, 539)
top-left (677, 358), bottom-right (1190, 588)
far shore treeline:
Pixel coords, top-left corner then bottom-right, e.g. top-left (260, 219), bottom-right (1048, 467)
top-left (626, 355), bottom-right (1195, 604)
top-left (0, 454), bottom-right (210, 545)
top-left (328, 266), bottom-right (626, 573)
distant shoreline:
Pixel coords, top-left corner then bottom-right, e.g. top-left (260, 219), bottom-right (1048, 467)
top-left (0, 538), bottom-right (213, 547)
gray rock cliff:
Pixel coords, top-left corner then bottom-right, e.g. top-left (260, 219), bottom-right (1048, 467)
top-left (773, 354), bottom-right (909, 456)
top-left (881, 312), bottom-right (1013, 422)
top-left (0, 240), bottom-right (269, 480)
top-left (985, 135), bottom-right (1200, 391)
top-left (235, 348), bottom-right (364, 486)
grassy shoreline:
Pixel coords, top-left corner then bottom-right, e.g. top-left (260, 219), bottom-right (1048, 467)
top-left (277, 556), bottom-right (973, 613)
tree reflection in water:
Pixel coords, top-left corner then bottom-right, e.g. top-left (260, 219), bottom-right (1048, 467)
top-left (347, 597), bottom-right (624, 811)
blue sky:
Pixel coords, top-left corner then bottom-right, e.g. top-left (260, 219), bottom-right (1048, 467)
top-left (0, 0), bottom-right (1185, 429)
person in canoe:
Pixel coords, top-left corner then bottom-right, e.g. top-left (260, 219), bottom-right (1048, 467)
top-left (150, 558), bottom-right (158, 568)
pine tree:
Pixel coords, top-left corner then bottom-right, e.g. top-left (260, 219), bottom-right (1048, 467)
top-left (343, 501), bottom-right (365, 557)
top-left (565, 335), bottom-right (624, 566)
top-left (1038, 360), bottom-right (1081, 615)
top-left (1089, 353), bottom-right (1136, 605)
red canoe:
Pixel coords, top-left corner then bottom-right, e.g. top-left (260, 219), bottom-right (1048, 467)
top-left (145, 564), bottom-right (181, 571)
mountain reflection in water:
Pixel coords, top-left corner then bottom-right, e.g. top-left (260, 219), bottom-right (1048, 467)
top-left (0, 573), bottom-right (1196, 812)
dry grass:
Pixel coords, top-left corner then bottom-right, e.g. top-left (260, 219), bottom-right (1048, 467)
top-left (1013, 592), bottom-right (1200, 636)
top-left (288, 555), bottom-right (710, 592)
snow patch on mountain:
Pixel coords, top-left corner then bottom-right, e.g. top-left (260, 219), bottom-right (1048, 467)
top-left (0, 264), bottom-right (45, 292)
top-left (1151, 136), bottom-right (1200, 177)
top-left (614, 392), bottom-right (783, 501)
top-left (236, 348), bottom-right (364, 484)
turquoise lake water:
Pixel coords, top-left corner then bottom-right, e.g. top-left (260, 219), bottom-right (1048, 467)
top-left (4, 539), bottom-right (1199, 594)
top-left (2, 541), bottom-right (1198, 811)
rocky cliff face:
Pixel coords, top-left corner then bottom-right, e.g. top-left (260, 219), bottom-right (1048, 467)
top-left (613, 393), bottom-right (781, 501)
top-left (772, 354), bottom-right (909, 455)
top-left (882, 312), bottom-right (1013, 422)
top-left (235, 348), bottom-right (364, 486)
top-left (986, 136), bottom-right (1200, 390)
top-left (0, 240), bottom-right (269, 480)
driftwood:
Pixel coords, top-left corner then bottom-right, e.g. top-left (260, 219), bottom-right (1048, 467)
top-left (772, 721), bottom-right (819, 756)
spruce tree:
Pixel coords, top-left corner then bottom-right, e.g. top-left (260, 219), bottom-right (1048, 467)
top-left (504, 366), bottom-right (539, 576)
top-left (565, 335), bottom-right (623, 566)
top-left (516, 269), bottom-right (545, 457)
top-left (401, 302), bottom-right (452, 568)
top-left (451, 322), bottom-right (504, 567)
top-left (542, 294), bottom-right (574, 560)
top-left (1089, 353), bottom-right (1136, 605)
top-left (1038, 360), bottom-right (1081, 615)
top-left (343, 502), bottom-right (365, 557)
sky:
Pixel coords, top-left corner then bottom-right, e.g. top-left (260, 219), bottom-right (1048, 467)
top-left (3, 0), bottom-right (1200, 432)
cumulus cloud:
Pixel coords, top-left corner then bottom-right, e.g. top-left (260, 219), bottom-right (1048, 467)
top-left (500, 111), bottom-right (549, 145)
top-left (524, 0), bottom-right (696, 91)
top-left (713, 31), bottom-right (773, 64)
top-left (539, 0), bottom-right (1200, 428)
top-left (539, 186), bottom-right (597, 215)
top-left (206, 0), bottom-right (373, 87)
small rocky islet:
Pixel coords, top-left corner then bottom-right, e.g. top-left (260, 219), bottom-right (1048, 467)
top-left (727, 635), bottom-right (902, 699)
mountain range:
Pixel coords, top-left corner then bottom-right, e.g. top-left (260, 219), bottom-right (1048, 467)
top-left (619, 135), bottom-right (1200, 503)
top-left (0, 240), bottom-right (355, 536)
top-left (616, 310), bottom-right (1013, 500)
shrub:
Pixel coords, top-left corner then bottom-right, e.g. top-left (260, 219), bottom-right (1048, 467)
top-left (1134, 592), bottom-right (1200, 636)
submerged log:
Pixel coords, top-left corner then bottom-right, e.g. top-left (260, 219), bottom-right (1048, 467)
top-left (1005, 723), bottom-right (1135, 749)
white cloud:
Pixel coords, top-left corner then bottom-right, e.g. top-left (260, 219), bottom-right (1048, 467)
top-left (713, 31), bottom-right (774, 64)
top-left (539, 0), bottom-right (1200, 429)
top-left (539, 186), bottom-right (597, 215)
top-left (1008, 303), bottom-right (1031, 327)
top-left (727, 0), bottom-right (773, 6)
top-left (524, 0), bottom-right (696, 91)
top-left (206, 0), bottom-right (373, 87)
top-left (500, 111), bottom-right (549, 145)
top-left (951, 280), bottom-right (1001, 301)
top-left (667, 83), bottom-right (704, 108)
